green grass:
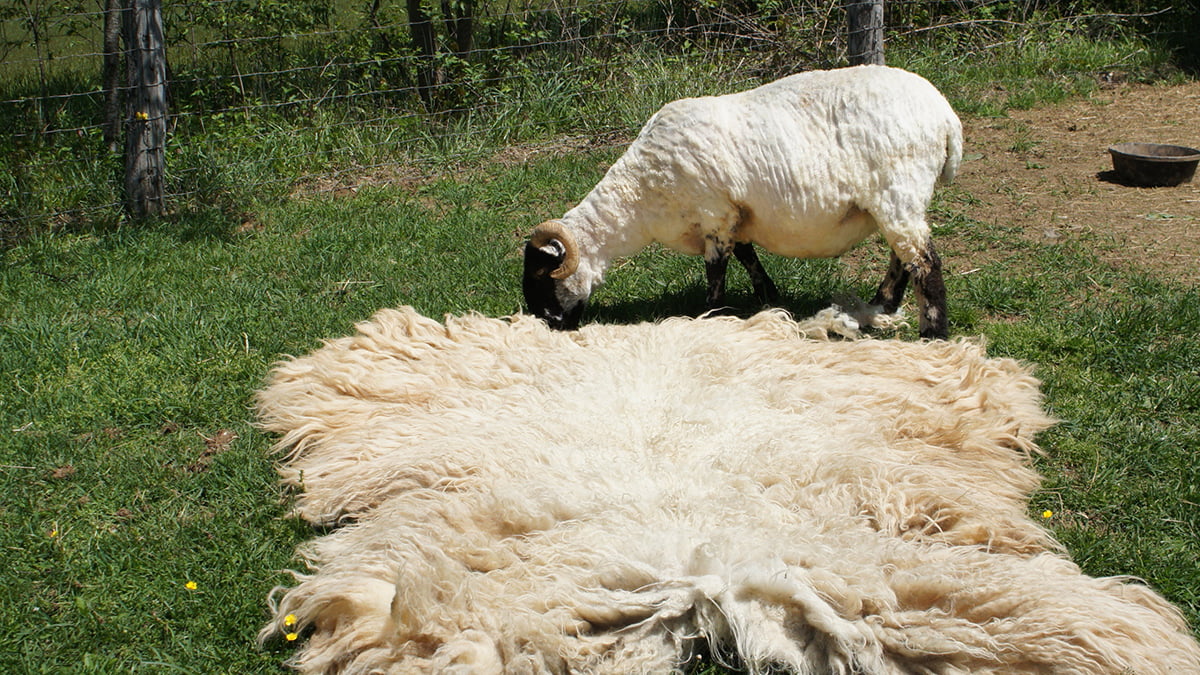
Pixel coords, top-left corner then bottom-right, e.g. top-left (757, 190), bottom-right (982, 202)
top-left (3, 130), bottom-right (1199, 671)
top-left (891, 18), bottom-right (1184, 116)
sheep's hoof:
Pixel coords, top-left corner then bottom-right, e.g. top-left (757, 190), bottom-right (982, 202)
top-left (919, 326), bottom-right (949, 340)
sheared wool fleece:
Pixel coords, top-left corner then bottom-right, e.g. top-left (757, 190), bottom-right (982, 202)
top-left (258, 307), bottom-right (1200, 674)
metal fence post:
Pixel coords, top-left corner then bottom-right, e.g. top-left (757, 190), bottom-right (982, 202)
top-left (846, 0), bottom-right (885, 66)
top-left (124, 0), bottom-right (167, 218)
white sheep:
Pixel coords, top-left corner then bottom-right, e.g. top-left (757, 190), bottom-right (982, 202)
top-left (523, 64), bottom-right (963, 339)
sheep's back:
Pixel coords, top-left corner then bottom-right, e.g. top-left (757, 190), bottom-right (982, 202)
top-left (616, 65), bottom-right (962, 257)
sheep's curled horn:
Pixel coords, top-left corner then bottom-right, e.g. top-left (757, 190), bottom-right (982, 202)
top-left (530, 220), bottom-right (579, 279)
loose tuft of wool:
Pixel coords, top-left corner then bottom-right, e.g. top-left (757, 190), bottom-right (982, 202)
top-left (258, 307), bottom-right (1200, 674)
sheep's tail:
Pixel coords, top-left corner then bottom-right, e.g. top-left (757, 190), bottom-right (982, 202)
top-left (939, 116), bottom-right (964, 185)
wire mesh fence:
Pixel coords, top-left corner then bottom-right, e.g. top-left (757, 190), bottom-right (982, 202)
top-left (0, 0), bottom-right (1188, 236)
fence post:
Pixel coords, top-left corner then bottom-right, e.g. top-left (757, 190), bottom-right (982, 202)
top-left (407, 0), bottom-right (439, 108)
top-left (102, 0), bottom-right (124, 153)
top-left (846, 0), bottom-right (885, 66)
top-left (124, 0), bottom-right (167, 218)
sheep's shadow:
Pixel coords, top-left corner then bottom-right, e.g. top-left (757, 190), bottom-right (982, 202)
top-left (587, 286), bottom-right (843, 327)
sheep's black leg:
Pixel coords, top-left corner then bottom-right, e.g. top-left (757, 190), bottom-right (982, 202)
top-left (911, 243), bottom-right (948, 340)
top-left (870, 251), bottom-right (910, 314)
top-left (704, 251), bottom-right (730, 309)
top-left (733, 242), bottom-right (780, 303)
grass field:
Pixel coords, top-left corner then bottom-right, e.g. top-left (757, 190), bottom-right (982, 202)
top-left (2, 10), bottom-right (1199, 672)
top-left (3, 136), bottom-right (1198, 671)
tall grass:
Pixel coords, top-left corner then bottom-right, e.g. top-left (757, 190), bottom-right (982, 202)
top-left (1, 4), bottom-right (1184, 243)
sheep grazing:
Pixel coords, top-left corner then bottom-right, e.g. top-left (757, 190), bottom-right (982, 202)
top-left (523, 64), bottom-right (963, 339)
top-left (259, 307), bottom-right (1200, 673)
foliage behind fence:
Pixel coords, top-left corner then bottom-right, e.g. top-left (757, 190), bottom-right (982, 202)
top-left (1, 0), bottom-right (1193, 240)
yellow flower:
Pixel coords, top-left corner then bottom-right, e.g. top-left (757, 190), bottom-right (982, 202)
top-left (1042, 510), bottom-right (1053, 519)
top-left (49, 529), bottom-right (58, 538)
top-left (135, 111), bottom-right (149, 121)
top-left (284, 614), bottom-right (297, 627)
top-left (285, 632), bottom-right (299, 642)
top-left (185, 581), bottom-right (198, 590)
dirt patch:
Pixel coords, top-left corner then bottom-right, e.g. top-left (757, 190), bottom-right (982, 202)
top-left (187, 429), bottom-right (238, 473)
top-left (50, 464), bottom-right (76, 480)
top-left (954, 80), bottom-right (1200, 286)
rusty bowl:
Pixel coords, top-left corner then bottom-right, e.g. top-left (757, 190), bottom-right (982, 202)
top-left (1108, 142), bottom-right (1200, 187)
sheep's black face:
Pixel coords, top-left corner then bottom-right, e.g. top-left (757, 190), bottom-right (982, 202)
top-left (523, 242), bottom-right (585, 330)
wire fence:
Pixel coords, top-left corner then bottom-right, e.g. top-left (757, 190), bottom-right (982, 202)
top-left (0, 0), bottom-right (1188, 236)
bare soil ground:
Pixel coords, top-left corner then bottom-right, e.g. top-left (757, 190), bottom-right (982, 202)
top-left (953, 79), bottom-right (1200, 286)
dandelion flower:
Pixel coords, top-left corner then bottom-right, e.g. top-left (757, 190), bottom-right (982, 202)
top-left (1042, 510), bottom-right (1053, 519)
top-left (284, 614), bottom-right (297, 627)
top-left (286, 632), bottom-right (299, 642)
top-left (185, 581), bottom-right (198, 590)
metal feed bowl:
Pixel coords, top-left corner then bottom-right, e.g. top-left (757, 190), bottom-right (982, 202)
top-left (1108, 142), bottom-right (1200, 187)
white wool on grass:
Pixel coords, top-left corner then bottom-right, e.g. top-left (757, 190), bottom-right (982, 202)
top-left (258, 307), bottom-right (1200, 674)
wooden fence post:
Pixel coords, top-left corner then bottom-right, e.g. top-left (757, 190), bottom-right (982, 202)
top-left (102, 0), bottom-right (124, 153)
top-left (846, 0), bottom-right (885, 66)
top-left (124, 0), bottom-right (167, 218)
top-left (407, 0), bottom-right (439, 108)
